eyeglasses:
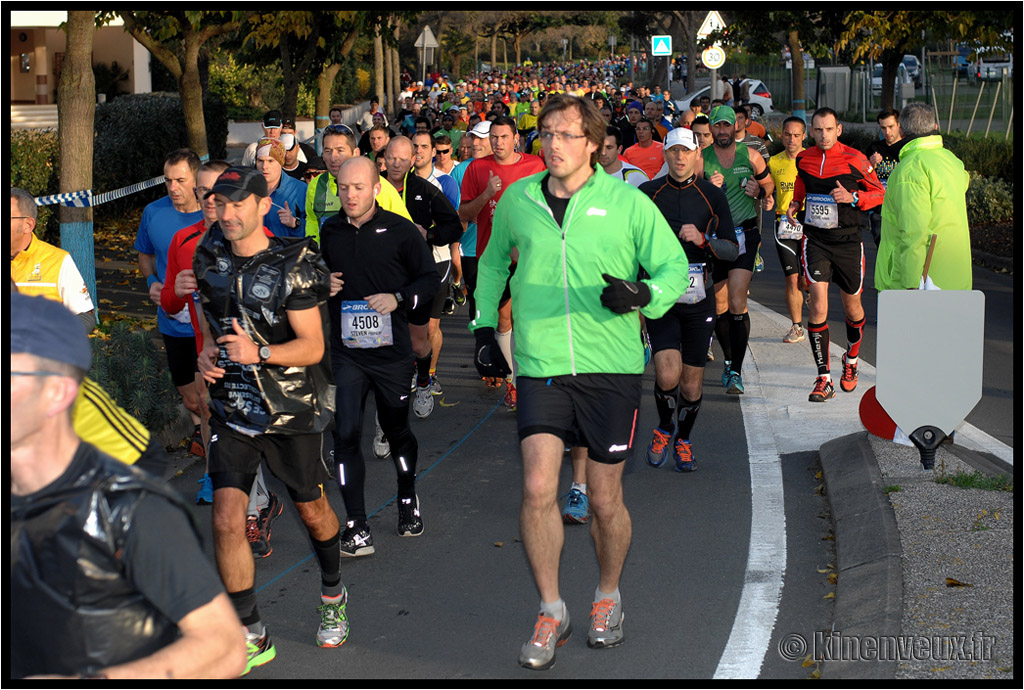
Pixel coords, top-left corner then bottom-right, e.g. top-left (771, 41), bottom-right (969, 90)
top-left (435, 149), bottom-right (451, 155)
top-left (539, 132), bottom-right (588, 144)
top-left (11, 370), bottom-right (67, 378)
top-left (325, 124), bottom-right (354, 135)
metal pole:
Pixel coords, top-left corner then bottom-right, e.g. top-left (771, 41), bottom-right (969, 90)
top-left (984, 80), bottom-right (1001, 138)
top-left (947, 74), bottom-right (957, 134)
top-left (966, 80), bottom-right (984, 137)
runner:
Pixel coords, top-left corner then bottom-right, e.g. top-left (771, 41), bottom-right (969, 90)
top-left (639, 128), bottom-right (738, 472)
top-left (622, 118), bottom-right (664, 180)
top-left (321, 157), bottom-right (440, 556)
top-left (134, 149), bottom-right (206, 461)
top-left (786, 108), bottom-right (885, 402)
top-left (864, 108), bottom-right (906, 247)
top-left (194, 167), bottom-right (349, 670)
top-left (161, 159), bottom-right (282, 559)
top-left (768, 117), bottom-right (809, 344)
top-left (599, 126), bottom-right (651, 187)
top-left (304, 124), bottom-right (410, 245)
top-left (459, 116), bottom-right (546, 407)
top-left (470, 95), bottom-right (687, 670)
top-left (385, 136), bottom-right (461, 417)
top-left (702, 106), bottom-right (774, 394)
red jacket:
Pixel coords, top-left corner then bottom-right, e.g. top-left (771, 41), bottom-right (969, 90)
top-left (792, 141), bottom-right (885, 233)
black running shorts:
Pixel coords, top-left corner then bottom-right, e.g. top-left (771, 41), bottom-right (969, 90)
top-left (645, 298), bottom-right (717, 368)
top-left (711, 217), bottom-right (760, 283)
top-left (773, 216), bottom-right (803, 278)
top-left (409, 260), bottom-right (451, 325)
top-left (161, 333), bottom-right (199, 387)
top-left (801, 230), bottom-right (865, 295)
top-left (516, 374), bottom-right (642, 464)
top-left (208, 419), bottom-right (330, 503)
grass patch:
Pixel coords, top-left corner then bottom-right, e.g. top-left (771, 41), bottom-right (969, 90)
top-left (883, 485), bottom-right (902, 494)
top-left (935, 471), bottom-right (1013, 492)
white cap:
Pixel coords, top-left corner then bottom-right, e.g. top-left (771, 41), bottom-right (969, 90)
top-left (468, 121), bottom-right (492, 138)
top-left (663, 127), bottom-right (698, 151)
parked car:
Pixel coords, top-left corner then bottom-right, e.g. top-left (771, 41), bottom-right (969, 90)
top-left (673, 78), bottom-right (774, 118)
top-left (871, 63), bottom-right (912, 96)
top-left (974, 47), bottom-right (1013, 81)
top-left (902, 54), bottom-right (922, 87)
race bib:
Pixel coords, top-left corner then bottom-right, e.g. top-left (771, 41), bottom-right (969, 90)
top-left (341, 301), bottom-right (393, 349)
top-left (677, 263), bottom-right (708, 305)
top-left (734, 227), bottom-right (747, 256)
top-left (805, 193), bottom-right (839, 229)
top-left (168, 306), bottom-right (192, 324)
top-left (777, 216), bottom-right (804, 241)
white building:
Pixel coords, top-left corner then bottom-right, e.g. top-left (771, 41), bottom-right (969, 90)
top-left (9, 11), bottom-right (151, 105)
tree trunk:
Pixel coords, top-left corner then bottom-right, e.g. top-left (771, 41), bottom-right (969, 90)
top-left (180, 38), bottom-right (209, 158)
top-left (490, 33), bottom-right (498, 71)
top-left (392, 24), bottom-right (401, 112)
top-left (58, 10), bottom-right (97, 319)
top-left (384, 35), bottom-right (395, 118)
top-left (514, 37), bottom-right (521, 66)
top-left (788, 31), bottom-right (807, 122)
top-left (316, 63), bottom-right (341, 128)
top-left (374, 33), bottom-right (385, 106)
top-left (880, 50), bottom-right (903, 111)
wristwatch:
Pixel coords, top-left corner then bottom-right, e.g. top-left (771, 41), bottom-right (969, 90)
top-left (393, 292), bottom-right (404, 306)
top-left (258, 345), bottom-right (271, 363)
top-left (850, 191), bottom-right (860, 206)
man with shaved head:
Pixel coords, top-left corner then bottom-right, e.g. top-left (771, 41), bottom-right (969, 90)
top-left (319, 155), bottom-right (440, 557)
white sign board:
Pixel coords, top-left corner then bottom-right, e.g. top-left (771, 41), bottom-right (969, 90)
top-left (876, 290), bottom-right (985, 436)
top-left (702, 46), bottom-right (726, 70)
top-left (414, 25), bottom-right (439, 49)
top-left (697, 11), bottom-right (726, 41)
top-left (651, 35), bottom-right (672, 57)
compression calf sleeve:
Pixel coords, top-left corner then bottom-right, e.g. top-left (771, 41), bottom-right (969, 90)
top-left (715, 312), bottom-right (732, 361)
top-left (808, 321), bottom-right (830, 377)
top-left (677, 396), bottom-right (702, 442)
top-left (729, 312), bottom-right (751, 373)
top-left (654, 384), bottom-right (679, 431)
top-left (846, 316), bottom-right (865, 361)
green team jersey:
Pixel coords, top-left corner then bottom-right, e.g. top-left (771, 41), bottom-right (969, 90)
top-left (703, 143), bottom-right (757, 225)
top-left (470, 166), bottom-right (688, 378)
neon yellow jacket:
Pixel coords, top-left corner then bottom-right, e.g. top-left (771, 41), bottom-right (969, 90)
top-left (876, 135), bottom-right (972, 290)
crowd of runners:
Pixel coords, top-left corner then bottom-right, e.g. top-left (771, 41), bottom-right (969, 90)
top-left (12, 56), bottom-right (973, 678)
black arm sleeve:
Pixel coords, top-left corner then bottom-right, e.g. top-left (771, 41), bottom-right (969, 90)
top-left (424, 187), bottom-right (464, 247)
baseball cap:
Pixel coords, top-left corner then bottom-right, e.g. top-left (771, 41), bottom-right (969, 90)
top-left (205, 167), bottom-right (268, 201)
top-left (468, 121), bottom-right (492, 138)
top-left (663, 127), bottom-right (698, 151)
top-left (263, 109), bottom-right (284, 128)
top-left (709, 105), bottom-right (736, 126)
top-left (279, 132), bottom-right (297, 151)
top-left (10, 292), bottom-right (92, 372)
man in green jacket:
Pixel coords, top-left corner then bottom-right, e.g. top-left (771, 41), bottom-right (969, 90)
top-left (470, 95), bottom-right (687, 671)
top-left (876, 103), bottom-right (972, 290)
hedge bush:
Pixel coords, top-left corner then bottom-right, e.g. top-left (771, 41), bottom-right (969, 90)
top-left (944, 134), bottom-right (1013, 185)
top-left (966, 171), bottom-right (1014, 225)
top-left (9, 129), bottom-right (61, 244)
top-left (93, 91), bottom-right (228, 214)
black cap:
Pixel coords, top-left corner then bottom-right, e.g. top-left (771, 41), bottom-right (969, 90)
top-left (263, 109), bottom-right (283, 128)
top-left (205, 167), bottom-right (268, 201)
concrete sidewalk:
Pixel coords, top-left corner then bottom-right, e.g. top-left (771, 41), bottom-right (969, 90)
top-left (743, 300), bottom-right (1014, 680)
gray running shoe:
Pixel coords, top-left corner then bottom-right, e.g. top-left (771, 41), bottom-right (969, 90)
top-left (783, 323), bottom-right (805, 343)
top-left (413, 385), bottom-right (434, 418)
top-left (519, 610), bottom-right (572, 670)
top-left (316, 587), bottom-right (350, 648)
top-left (372, 413), bottom-right (390, 459)
top-left (587, 598), bottom-right (625, 649)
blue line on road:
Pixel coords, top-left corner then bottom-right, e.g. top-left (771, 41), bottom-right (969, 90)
top-left (255, 398), bottom-right (504, 595)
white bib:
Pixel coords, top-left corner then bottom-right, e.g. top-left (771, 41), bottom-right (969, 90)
top-left (341, 301), bottom-right (393, 349)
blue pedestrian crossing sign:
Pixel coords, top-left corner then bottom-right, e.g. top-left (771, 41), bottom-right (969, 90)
top-left (651, 35), bottom-right (672, 57)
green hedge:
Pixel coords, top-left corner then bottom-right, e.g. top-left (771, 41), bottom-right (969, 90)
top-left (966, 171), bottom-right (1014, 225)
top-left (10, 129), bottom-right (61, 244)
top-left (94, 91), bottom-right (228, 213)
top-left (944, 134), bottom-right (1013, 185)
top-left (10, 91), bottom-right (229, 222)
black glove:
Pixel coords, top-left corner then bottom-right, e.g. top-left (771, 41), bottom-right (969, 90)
top-left (600, 273), bottom-right (651, 314)
top-left (473, 327), bottom-right (512, 379)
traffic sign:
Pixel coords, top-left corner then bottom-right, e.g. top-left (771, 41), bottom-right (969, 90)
top-left (414, 25), bottom-right (439, 49)
top-left (651, 35), bottom-right (672, 57)
top-left (702, 46), bottom-right (726, 70)
top-left (697, 11), bottom-right (726, 41)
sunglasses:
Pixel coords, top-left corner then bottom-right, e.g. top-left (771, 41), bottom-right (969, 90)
top-left (436, 149), bottom-right (451, 155)
top-left (325, 124), bottom-right (354, 135)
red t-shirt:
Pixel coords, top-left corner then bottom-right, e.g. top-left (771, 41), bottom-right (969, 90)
top-left (160, 221), bottom-right (274, 354)
top-left (460, 153), bottom-right (546, 255)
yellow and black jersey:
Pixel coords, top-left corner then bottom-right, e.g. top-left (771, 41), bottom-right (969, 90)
top-left (74, 377), bottom-right (165, 473)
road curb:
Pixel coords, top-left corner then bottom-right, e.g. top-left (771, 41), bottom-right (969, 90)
top-left (818, 431), bottom-right (902, 679)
